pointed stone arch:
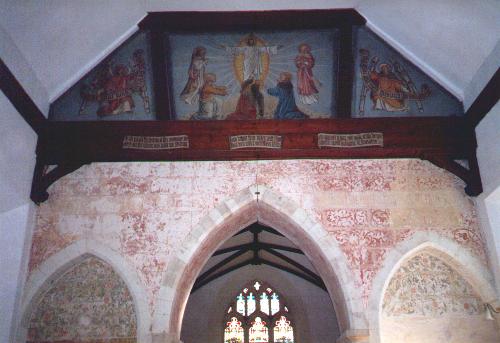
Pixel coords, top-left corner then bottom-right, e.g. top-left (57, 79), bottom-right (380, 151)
top-left (152, 185), bottom-right (366, 343)
top-left (19, 239), bottom-right (151, 343)
top-left (367, 231), bottom-right (498, 343)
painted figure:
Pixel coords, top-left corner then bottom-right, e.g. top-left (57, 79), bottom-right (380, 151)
top-left (221, 34), bottom-right (280, 83)
top-left (192, 73), bottom-right (227, 120)
top-left (226, 78), bottom-right (264, 120)
top-left (96, 64), bottom-right (135, 116)
top-left (295, 43), bottom-right (319, 105)
top-left (369, 63), bottom-right (410, 112)
top-left (358, 49), bottom-right (430, 115)
top-left (267, 72), bottom-right (307, 120)
top-left (79, 49), bottom-right (150, 117)
top-left (180, 46), bottom-right (208, 105)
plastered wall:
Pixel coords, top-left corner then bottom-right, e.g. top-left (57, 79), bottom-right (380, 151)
top-left (23, 159), bottom-right (499, 342)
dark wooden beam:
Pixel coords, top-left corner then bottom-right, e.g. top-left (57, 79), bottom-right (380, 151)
top-left (139, 9), bottom-right (365, 32)
top-left (0, 58), bottom-right (47, 134)
top-left (336, 24), bottom-right (354, 118)
top-left (213, 243), bottom-right (253, 256)
top-left (466, 68), bottom-right (500, 127)
top-left (259, 243), bottom-right (304, 255)
top-left (150, 30), bottom-right (171, 119)
top-left (192, 258), bottom-right (253, 292)
top-left (261, 259), bottom-right (326, 290)
top-left (196, 247), bottom-right (250, 283)
top-left (36, 117), bottom-right (469, 164)
top-left (32, 116), bottom-right (478, 201)
top-left (263, 247), bottom-right (321, 281)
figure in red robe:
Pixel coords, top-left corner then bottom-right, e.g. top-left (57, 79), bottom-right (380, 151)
top-left (226, 78), bottom-right (264, 120)
top-left (97, 64), bottom-right (134, 117)
top-left (295, 43), bottom-right (319, 105)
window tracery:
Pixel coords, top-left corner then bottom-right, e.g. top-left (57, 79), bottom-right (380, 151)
top-left (224, 281), bottom-right (294, 343)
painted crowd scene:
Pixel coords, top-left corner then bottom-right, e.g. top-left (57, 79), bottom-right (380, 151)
top-left (169, 30), bottom-right (338, 120)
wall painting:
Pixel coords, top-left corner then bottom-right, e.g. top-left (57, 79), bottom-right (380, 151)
top-left (352, 27), bottom-right (463, 117)
top-left (167, 30), bottom-right (339, 120)
top-left (50, 32), bottom-right (156, 121)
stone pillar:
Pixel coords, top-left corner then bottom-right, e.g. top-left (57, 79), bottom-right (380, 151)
top-left (336, 329), bottom-right (370, 343)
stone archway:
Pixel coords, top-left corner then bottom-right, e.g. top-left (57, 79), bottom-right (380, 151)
top-left (367, 232), bottom-right (499, 343)
top-left (19, 239), bottom-right (152, 343)
top-left (152, 185), bottom-right (367, 343)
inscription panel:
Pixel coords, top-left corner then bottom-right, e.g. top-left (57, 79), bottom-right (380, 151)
top-left (318, 132), bottom-right (383, 148)
top-left (123, 135), bottom-right (189, 150)
top-left (229, 135), bottom-right (282, 149)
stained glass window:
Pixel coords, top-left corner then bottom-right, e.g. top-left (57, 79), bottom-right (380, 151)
top-left (224, 281), bottom-right (293, 343)
top-left (237, 293), bottom-right (246, 316)
top-left (225, 317), bottom-right (245, 343)
top-left (249, 317), bottom-right (269, 343)
top-left (273, 316), bottom-right (294, 343)
top-left (247, 293), bottom-right (256, 315)
top-left (271, 293), bottom-right (280, 315)
top-left (260, 293), bottom-right (270, 315)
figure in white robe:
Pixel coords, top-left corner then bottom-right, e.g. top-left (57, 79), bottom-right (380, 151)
top-left (221, 35), bottom-right (279, 82)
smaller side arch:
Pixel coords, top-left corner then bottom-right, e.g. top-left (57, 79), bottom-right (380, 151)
top-left (18, 239), bottom-right (152, 343)
top-left (367, 231), bottom-right (498, 343)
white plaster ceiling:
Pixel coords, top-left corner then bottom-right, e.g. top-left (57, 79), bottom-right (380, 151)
top-left (0, 0), bottom-right (499, 113)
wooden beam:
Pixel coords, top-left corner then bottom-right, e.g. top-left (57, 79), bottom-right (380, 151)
top-left (259, 243), bottom-right (304, 255)
top-left (261, 259), bottom-right (326, 290)
top-left (192, 259), bottom-right (253, 292)
top-left (336, 24), bottom-right (354, 118)
top-left (263, 247), bottom-right (321, 281)
top-left (150, 30), bottom-right (171, 119)
top-left (466, 68), bottom-right (500, 127)
top-left (0, 58), bottom-right (47, 134)
top-left (36, 117), bottom-right (469, 164)
top-left (139, 9), bottom-right (366, 32)
top-left (213, 243), bottom-right (253, 256)
top-left (196, 247), bottom-right (251, 283)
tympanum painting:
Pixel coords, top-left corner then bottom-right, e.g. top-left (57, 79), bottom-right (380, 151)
top-left (48, 24), bottom-right (464, 122)
top-left (352, 27), bottom-right (463, 117)
top-left (168, 30), bottom-right (339, 120)
top-left (50, 32), bottom-right (156, 121)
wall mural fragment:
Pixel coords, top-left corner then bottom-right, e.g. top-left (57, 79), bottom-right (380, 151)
top-left (382, 252), bottom-right (481, 317)
top-left (168, 30), bottom-right (338, 120)
top-left (50, 32), bottom-right (155, 121)
top-left (29, 160), bottom-right (488, 313)
top-left (28, 257), bottom-right (137, 343)
top-left (352, 27), bottom-right (463, 117)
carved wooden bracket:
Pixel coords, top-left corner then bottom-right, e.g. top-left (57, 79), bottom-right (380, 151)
top-left (30, 159), bottom-right (88, 204)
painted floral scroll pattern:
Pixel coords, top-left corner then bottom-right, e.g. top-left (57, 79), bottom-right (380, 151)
top-left (28, 257), bottom-right (137, 342)
top-left (382, 253), bottom-right (481, 317)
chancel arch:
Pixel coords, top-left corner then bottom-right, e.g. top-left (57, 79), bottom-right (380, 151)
top-left (368, 232), bottom-right (499, 343)
top-left (152, 185), bottom-right (366, 343)
top-left (19, 239), bottom-right (151, 343)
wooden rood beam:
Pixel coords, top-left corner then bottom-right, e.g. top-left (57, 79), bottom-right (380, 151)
top-left (0, 58), bottom-right (47, 134)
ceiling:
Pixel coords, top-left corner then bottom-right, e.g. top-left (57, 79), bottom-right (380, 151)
top-left (0, 0), bottom-right (498, 115)
top-left (193, 222), bottom-right (326, 292)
